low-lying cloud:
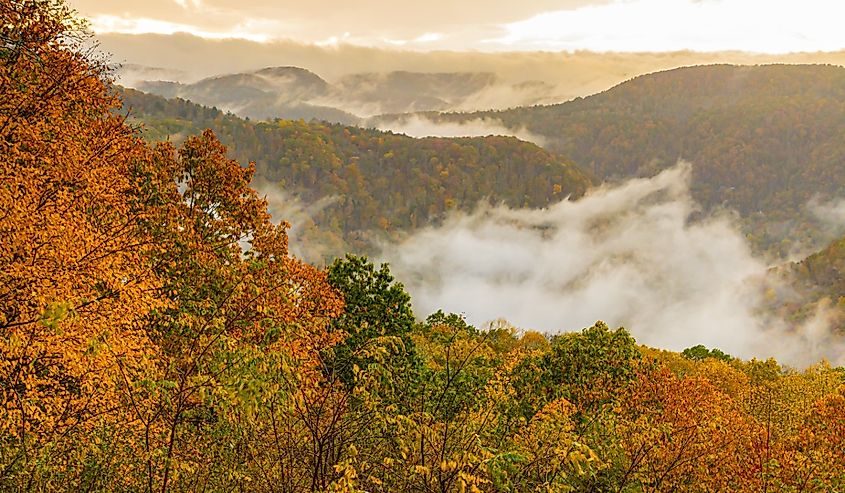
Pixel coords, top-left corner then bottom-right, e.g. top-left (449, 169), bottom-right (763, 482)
top-left (96, 33), bottom-right (845, 94)
top-left (375, 115), bottom-right (546, 146)
top-left (809, 196), bottom-right (845, 236)
top-left (381, 163), bottom-right (844, 366)
top-left (255, 181), bottom-right (340, 260)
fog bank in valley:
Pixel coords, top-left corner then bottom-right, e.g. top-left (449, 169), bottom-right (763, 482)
top-left (810, 197), bottom-right (845, 237)
top-left (374, 115), bottom-right (546, 146)
top-left (380, 163), bottom-right (844, 366)
top-left (255, 181), bottom-right (340, 260)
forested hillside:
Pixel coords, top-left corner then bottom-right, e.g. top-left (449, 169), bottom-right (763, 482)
top-left (120, 87), bottom-right (592, 259)
top-left (777, 235), bottom-right (845, 330)
top-left (797, 236), bottom-right (845, 300)
top-left (418, 64), bottom-right (845, 255)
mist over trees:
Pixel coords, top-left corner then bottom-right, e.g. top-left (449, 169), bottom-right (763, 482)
top-left (426, 64), bottom-right (845, 257)
top-left (119, 87), bottom-right (591, 261)
top-left (1, 1), bottom-right (844, 491)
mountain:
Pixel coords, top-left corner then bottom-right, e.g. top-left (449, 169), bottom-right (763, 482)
top-left (119, 87), bottom-right (592, 260)
top-left (330, 71), bottom-right (562, 116)
top-left (136, 66), bottom-right (360, 123)
top-left (122, 65), bottom-right (568, 123)
top-left (412, 64), bottom-right (845, 256)
top-left (140, 66), bottom-right (330, 103)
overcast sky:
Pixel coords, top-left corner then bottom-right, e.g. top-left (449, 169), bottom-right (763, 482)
top-left (70, 0), bottom-right (845, 54)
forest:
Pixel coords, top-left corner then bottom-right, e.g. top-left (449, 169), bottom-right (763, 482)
top-left (124, 64), bottom-right (845, 261)
top-left (1, 1), bottom-right (844, 492)
top-left (409, 64), bottom-right (845, 257)
top-left (776, 236), bottom-right (845, 331)
top-left (119, 87), bottom-right (591, 260)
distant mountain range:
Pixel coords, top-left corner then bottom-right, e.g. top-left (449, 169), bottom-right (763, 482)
top-left (116, 64), bottom-right (567, 123)
top-left (119, 64), bottom-right (845, 332)
top-left (402, 64), bottom-right (845, 257)
top-left (120, 64), bottom-right (845, 258)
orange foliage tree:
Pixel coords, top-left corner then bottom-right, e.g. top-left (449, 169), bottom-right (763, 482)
top-left (0, 1), bottom-right (345, 489)
top-left (613, 366), bottom-right (752, 492)
top-left (0, 0), bottom-right (163, 486)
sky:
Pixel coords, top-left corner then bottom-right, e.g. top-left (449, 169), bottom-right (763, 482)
top-left (71, 0), bottom-right (845, 54)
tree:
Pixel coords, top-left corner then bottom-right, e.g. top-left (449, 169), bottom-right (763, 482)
top-left (539, 321), bottom-right (642, 413)
top-left (358, 312), bottom-right (496, 493)
top-left (123, 130), bottom-right (345, 491)
top-left (0, 2), bottom-right (348, 488)
top-left (325, 255), bottom-right (417, 388)
top-left (0, 1), bottom-right (162, 487)
top-left (682, 344), bottom-right (734, 362)
top-left (739, 363), bottom-right (844, 492)
top-left (612, 367), bottom-right (751, 492)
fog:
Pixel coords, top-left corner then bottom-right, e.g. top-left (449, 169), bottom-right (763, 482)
top-left (810, 196), bottom-right (845, 237)
top-left (374, 115), bottom-right (546, 146)
top-left (310, 72), bottom-right (561, 117)
top-left (380, 163), bottom-right (844, 366)
top-left (100, 33), bottom-right (845, 95)
top-left (108, 63), bottom-right (196, 86)
top-left (255, 180), bottom-right (340, 260)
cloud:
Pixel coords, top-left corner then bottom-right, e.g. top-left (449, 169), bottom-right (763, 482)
top-left (254, 181), bottom-right (340, 260)
top-left (489, 0), bottom-right (845, 53)
top-left (91, 32), bottom-right (845, 87)
top-left (809, 196), bottom-right (845, 234)
top-left (374, 115), bottom-right (547, 146)
top-left (72, 0), bottom-right (845, 53)
top-left (69, 0), bottom-right (595, 50)
top-left (380, 163), bottom-right (844, 366)
top-left (87, 14), bottom-right (280, 42)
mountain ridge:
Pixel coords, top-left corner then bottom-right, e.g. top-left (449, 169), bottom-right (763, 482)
top-left (119, 86), bottom-right (592, 260)
top-left (398, 63), bottom-right (845, 256)
top-left (122, 64), bottom-right (570, 122)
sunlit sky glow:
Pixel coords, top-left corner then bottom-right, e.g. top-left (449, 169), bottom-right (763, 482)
top-left (71, 0), bottom-right (845, 53)
top-left (491, 0), bottom-right (845, 53)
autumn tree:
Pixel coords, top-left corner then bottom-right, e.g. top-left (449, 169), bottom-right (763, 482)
top-left (739, 363), bottom-right (844, 492)
top-left (0, 1), bottom-right (346, 489)
top-left (793, 384), bottom-right (845, 491)
top-left (118, 130), bottom-right (345, 491)
top-left (0, 0), bottom-right (163, 487)
top-left (611, 366), bottom-right (751, 492)
top-left (325, 255), bottom-right (417, 388)
top-left (357, 312), bottom-right (498, 492)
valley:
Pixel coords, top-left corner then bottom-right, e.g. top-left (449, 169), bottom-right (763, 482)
top-left (5, 1), bottom-right (845, 489)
